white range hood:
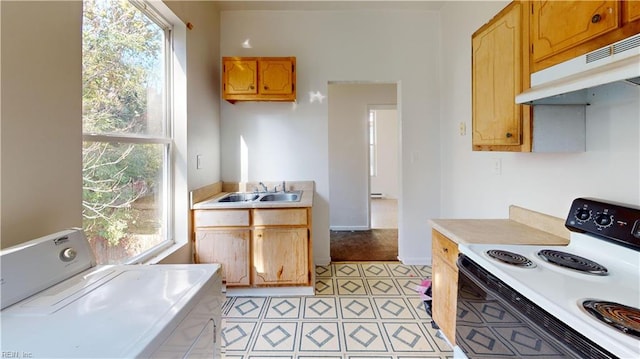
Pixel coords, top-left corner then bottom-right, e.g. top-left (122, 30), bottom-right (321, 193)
top-left (516, 33), bottom-right (640, 105)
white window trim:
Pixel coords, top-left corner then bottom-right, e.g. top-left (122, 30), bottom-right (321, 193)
top-left (132, 0), bottom-right (188, 264)
top-left (83, 0), bottom-right (188, 265)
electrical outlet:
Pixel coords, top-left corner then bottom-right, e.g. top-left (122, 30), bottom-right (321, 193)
top-left (459, 122), bottom-right (466, 136)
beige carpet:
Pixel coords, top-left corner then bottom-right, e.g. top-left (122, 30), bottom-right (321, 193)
top-left (330, 229), bottom-right (398, 261)
top-left (371, 198), bottom-right (398, 228)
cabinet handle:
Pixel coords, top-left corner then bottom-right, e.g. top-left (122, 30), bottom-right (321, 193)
top-left (264, 86), bottom-right (269, 90)
top-left (591, 14), bottom-right (601, 23)
top-left (506, 132), bottom-right (513, 138)
top-left (250, 85), bottom-right (255, 90)
top-left (442, 247), bottom-right (448, 253)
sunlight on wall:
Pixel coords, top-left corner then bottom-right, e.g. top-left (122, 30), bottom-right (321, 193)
top-left (240, 135), bottom-right (248, 182)
top-left (309, 90), bottom-right (326, 104)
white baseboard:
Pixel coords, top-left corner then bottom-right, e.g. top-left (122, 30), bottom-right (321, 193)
top-left (330, 226), bottom-right (370, 231)
top-left (398, 255), bottom-right (431, 266)
top-left (314, 256), bottom-right (331, 266)
top-left (226, 286), bottom-right (314, 297)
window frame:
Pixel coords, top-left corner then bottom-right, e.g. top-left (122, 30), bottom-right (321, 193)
top-left (368, 109), bottom-right (378, 178)
top-left (81, 0), bottom-right (181, 264)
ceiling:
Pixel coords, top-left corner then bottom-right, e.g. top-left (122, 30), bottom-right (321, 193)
top-left (215, 1), bottom-right (445, 11)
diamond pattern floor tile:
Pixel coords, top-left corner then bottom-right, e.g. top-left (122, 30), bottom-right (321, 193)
top-left (339, 297), bottom-right (377, 319)
top-left (300, 322), bottom-right (341, 352)
top-left (221, 263), bottom-right (453, 358)
top-left (304, 297), bottom-right (338, 319)
top-left (252, 322), bottom-right (298, 351)
top-left (343, 322), bottom-right (388, 352)
top-left (384, 322), bottom-right (435, 352)
top-left (266, 297), bottom-right (302, 319)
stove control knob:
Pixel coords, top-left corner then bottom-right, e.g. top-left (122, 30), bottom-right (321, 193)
top-left (60, 247), bottom-right (77, 262)
top-left (575, 208), bottom-right (592, 222)
top-left (594, 213), bottom-right (613, 228)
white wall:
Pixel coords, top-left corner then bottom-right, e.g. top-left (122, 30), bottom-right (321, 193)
top-left (220, 10), bottom-right (441, 265)
top-left (439, 1), bottom-right (640, 221)
top-left (166, 1), bottom-right (222, 192)
top-left (371, 108), bottom-right (399, 199)
top-left (328, 83), bottom-right (397, 230)
top-left (1, 1), bottom-right (83, 248)
top-left (161, 1), bottom-right (222, 264)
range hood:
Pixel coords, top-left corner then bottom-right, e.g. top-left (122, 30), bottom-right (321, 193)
top-left (516, 33), bottom-right (640, 105)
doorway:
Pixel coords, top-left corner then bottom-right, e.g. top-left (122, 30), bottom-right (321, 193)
top-left (328, 83), bottom-right (400, 262)
top-left (368, 106), bottom-right (399, 230)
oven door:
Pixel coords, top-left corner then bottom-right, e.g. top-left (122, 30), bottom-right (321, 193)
top-left (455, 255), bottom-right (615, 359)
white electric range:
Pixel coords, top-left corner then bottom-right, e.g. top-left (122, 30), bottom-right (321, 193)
top-left (0, 228), bottom-right (223, 358)
top-left (454, 198), bottom-right (640, 358)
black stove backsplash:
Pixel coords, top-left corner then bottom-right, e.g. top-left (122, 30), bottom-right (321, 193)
top-left (566, 198), bottom-right (640, 251)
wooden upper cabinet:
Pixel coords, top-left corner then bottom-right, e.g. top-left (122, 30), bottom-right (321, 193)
top-left (532, 1), bottom-right (620, 64)
top-left (531, 1), bottom-right (640, 72)
top-left (472, 1), bottom-right (531, 151)
top-left (223, 57), bottom-right (296, 103)
top-left (624, 0), bottom-right (640, 24)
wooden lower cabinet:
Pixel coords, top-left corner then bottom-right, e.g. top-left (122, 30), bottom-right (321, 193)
top-left (252, 228), bottom-right (309, 285)
top-left (195, 229), bottom-right (250, 286)
top-left (194, 207), bottom-right (312, 288)
top-left (431, 229), bottom-right (459, 345)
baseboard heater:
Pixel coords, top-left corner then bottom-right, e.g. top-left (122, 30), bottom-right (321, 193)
top-left (370, 193), bottom-right (384, 199)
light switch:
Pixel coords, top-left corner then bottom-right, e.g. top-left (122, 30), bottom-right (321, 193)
top-left (492, 158), bottom-right (502, 175)
top-left (196, 155), bottom-right (203, 169)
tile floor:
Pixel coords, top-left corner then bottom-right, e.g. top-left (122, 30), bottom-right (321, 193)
top-left (221, 262), bottom-right (454, 358)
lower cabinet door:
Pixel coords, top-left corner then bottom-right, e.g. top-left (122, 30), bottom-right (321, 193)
top-left (432, 255), bottom-right (458, 346)
top-left (252, 228), bottom-right (309, 285)
top-left (195, 229), bottom-right (250, 286)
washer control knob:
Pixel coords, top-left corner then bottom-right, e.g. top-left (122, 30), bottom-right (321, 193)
top-left (594, 213), bottom-right (613, 228)
top-left (575, 208), bottom-right (592, 222)
top-left (60, 247), bottom-right (77, 262)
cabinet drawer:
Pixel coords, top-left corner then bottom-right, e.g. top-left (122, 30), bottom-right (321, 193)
top-left (194, 209), bottom-right (250, 227)
top-left (253, 208), bottom-right (307, 226)
top-left (432, 230), bottom-right (459, 266)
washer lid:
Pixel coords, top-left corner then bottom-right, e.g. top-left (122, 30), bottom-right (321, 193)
top-left (1, 264), bottom-right (220, 358)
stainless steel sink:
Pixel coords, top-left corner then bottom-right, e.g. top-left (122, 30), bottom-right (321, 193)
top-left (217, 193), bottom-right (260, 202)
top-left (214, 190), bottom-right (302, 203)
top-left (259, 191), bottom-right (302, 202)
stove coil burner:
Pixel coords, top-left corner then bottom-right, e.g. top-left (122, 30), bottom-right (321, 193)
top-left (537, 250), bottom-right (608, 275)
top-left (582, 300), bottom-right (640, 339)
top-left (486, 250), bottom-right (535, 268)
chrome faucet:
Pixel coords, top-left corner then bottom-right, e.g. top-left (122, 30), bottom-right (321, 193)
top-left (258, 182), bottom-right (268, 193)
top-left (280, 181), bottom-right (286, 193)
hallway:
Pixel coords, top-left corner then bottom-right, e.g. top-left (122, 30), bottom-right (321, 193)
top-left (330, 199), bottom-right (398, 262)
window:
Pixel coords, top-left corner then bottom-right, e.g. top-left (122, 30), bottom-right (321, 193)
top-left (368, 110), bottom-right (378, 177)
top-left (82, 0), bottom-right (173, 264)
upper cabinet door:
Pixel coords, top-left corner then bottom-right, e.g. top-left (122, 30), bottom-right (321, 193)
top-left (258, 59), bottom-right (295, 96)
top-left (223, 59), bottom-right (258, 95)
top-left (624, 0), bottom-right (640, 24)
top-left (531, 1), bottom-right (620, 63)
top-left (472, 1), bottom-right (526, 148)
